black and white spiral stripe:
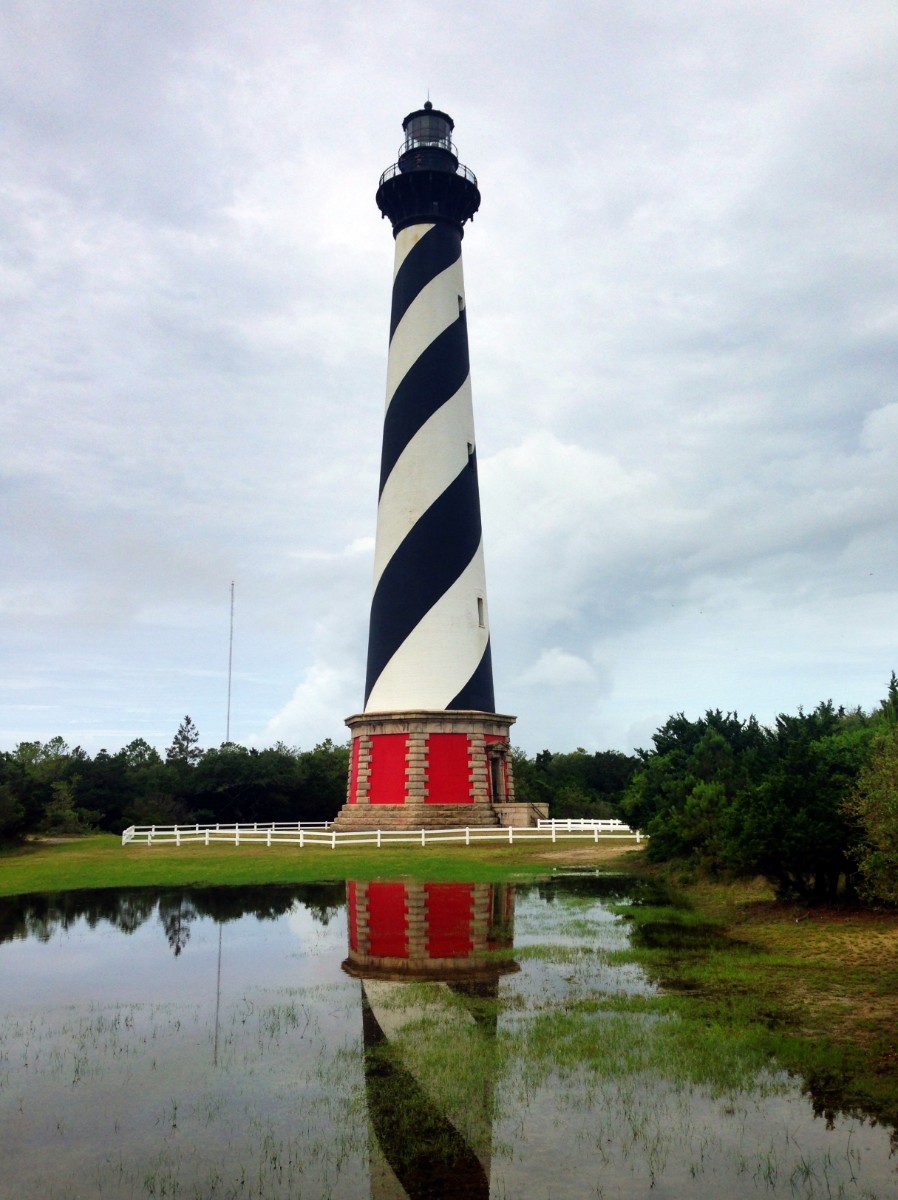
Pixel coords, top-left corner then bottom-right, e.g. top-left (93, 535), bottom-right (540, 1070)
top-left (364, 220), bottom-right (495, 713)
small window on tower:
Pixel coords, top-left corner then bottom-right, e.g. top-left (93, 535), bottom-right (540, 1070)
top-left (477, 597), bottom-right (485, 627)
top-left (458, 294), bottom-right (465, 312)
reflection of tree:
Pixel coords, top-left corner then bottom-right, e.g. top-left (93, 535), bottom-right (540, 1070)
top-left (0, 888), bottom-right (158, 945)
top-left (158, 895), bottom-right (198, 957)
top-left (531, 872), bottom-right (658, 906)
top-left (804, 1069), bottom-right (898, 1154)
top-left (0, 899), bottom-right (33, 945)
top-left (0, 882), bottom-right (346, 952)
top-left (186, 882), bottom-right (344, 927)
top-left (114, 893), bottom-right (158, 934)
top-left (293, 883), bottom-right (343, 927)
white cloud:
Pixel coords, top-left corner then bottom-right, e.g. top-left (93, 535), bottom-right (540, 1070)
top-left (2, 0), bottom-right (898, 756)
top-left (517, 649), bottom-right (598, 688)
top-left (257, 661), bottom-right (357, 750)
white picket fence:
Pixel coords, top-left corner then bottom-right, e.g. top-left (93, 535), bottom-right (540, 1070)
top-left (537, 818), bottom-right (631, 833)
top-left (121, 818), bottom-right (641, 849)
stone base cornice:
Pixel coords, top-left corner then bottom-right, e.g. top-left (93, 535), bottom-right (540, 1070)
top-left (346, 709), bottom-right (517, 732)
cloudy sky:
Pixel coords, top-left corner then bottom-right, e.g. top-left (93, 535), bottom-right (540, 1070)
top-left (3, 0), bottom-right (897, 758)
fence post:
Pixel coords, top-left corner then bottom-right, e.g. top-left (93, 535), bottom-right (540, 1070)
top-left (508, 825), bottom-right (513, 844)
top-left (205, 829), bottom-right (210, 847)
top-left (300, 829), bottom-right (304, 848)
top-left (176, 828), bottom-right (180, 847)
top-left (236, 827), bottom-right (240, 846)
top-left (552, 825), bottom-right (556, 844)
top-left (332, 830), bottom-right (336, 849)
top-left (465, 827), bottom-right (470, 846)
top-left (636, 830), bottom-right (641, 843)
top-left (377, 829), bottom-right (381, 848)
top-left (266, 829), bottom-right (271, 848)
top-left (421, 829), bottom-right (426, 847)
top-left (594, 826), bottom-right (599, 843)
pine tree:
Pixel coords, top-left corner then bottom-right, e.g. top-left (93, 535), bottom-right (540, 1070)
top-left (166, 716), bottom-right (203, 767)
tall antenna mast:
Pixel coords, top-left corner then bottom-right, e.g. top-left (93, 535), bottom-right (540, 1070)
top-left (226, 581), bottom-right (235, 743)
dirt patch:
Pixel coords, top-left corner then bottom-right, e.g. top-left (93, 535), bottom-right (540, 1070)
top-left (708, 898), bottom-right (898, 1055)
top-left (533, 843), bottom-right (647, 867)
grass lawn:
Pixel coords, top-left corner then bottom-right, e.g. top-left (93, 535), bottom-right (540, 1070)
top-left (673, 873), bottom-right (898, 1057)
top-left (0, 833), bottom-right (646, 897)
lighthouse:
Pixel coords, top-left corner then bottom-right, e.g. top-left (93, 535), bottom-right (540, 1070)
top-left (335, 103), bottom-right (516, 828)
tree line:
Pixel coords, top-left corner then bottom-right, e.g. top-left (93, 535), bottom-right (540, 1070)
top-left (0, 716), bottom-right (643, 843)
top-left (511, 675), bottom-right (898, 905)
top-left (3, 680), bottom-right (896, 906)
top-left (0, 716), bottom-right (349, 839)
top-left (617, 674), bottom-right (898, 905)
top-left (512, 746), bottom-right (639, 820)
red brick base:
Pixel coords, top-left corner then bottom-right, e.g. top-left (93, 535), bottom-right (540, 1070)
top-left (332, 709), bottom-right (516, 830)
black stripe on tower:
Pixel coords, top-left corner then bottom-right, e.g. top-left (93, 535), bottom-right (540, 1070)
top-left (365, 454), bottom-right (493, 709)
top-left (389, 224), bottom-right (461, 339)
top-left (449, 640), bottom-right (495, 711)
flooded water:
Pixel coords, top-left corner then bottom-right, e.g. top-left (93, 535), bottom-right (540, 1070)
top-left (0, 876), bottom-right (893, 1199)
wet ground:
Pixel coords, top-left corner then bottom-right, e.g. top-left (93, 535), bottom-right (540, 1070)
top-left (0, 877), bottom-right (894, 1199)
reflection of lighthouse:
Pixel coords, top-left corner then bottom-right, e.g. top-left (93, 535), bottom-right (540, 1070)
top-left (335, 102), bottom-right (516, 831)
top-left (343, 881), bottom-right (517, 1198)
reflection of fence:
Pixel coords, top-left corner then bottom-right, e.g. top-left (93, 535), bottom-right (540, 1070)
top-left (121, 821), bottom-right (643, 848)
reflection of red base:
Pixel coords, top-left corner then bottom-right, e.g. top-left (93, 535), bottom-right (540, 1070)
top-left (342, 880), bottom-right (517, 982)
top-left (334, 710), bottom-right (516, 830)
